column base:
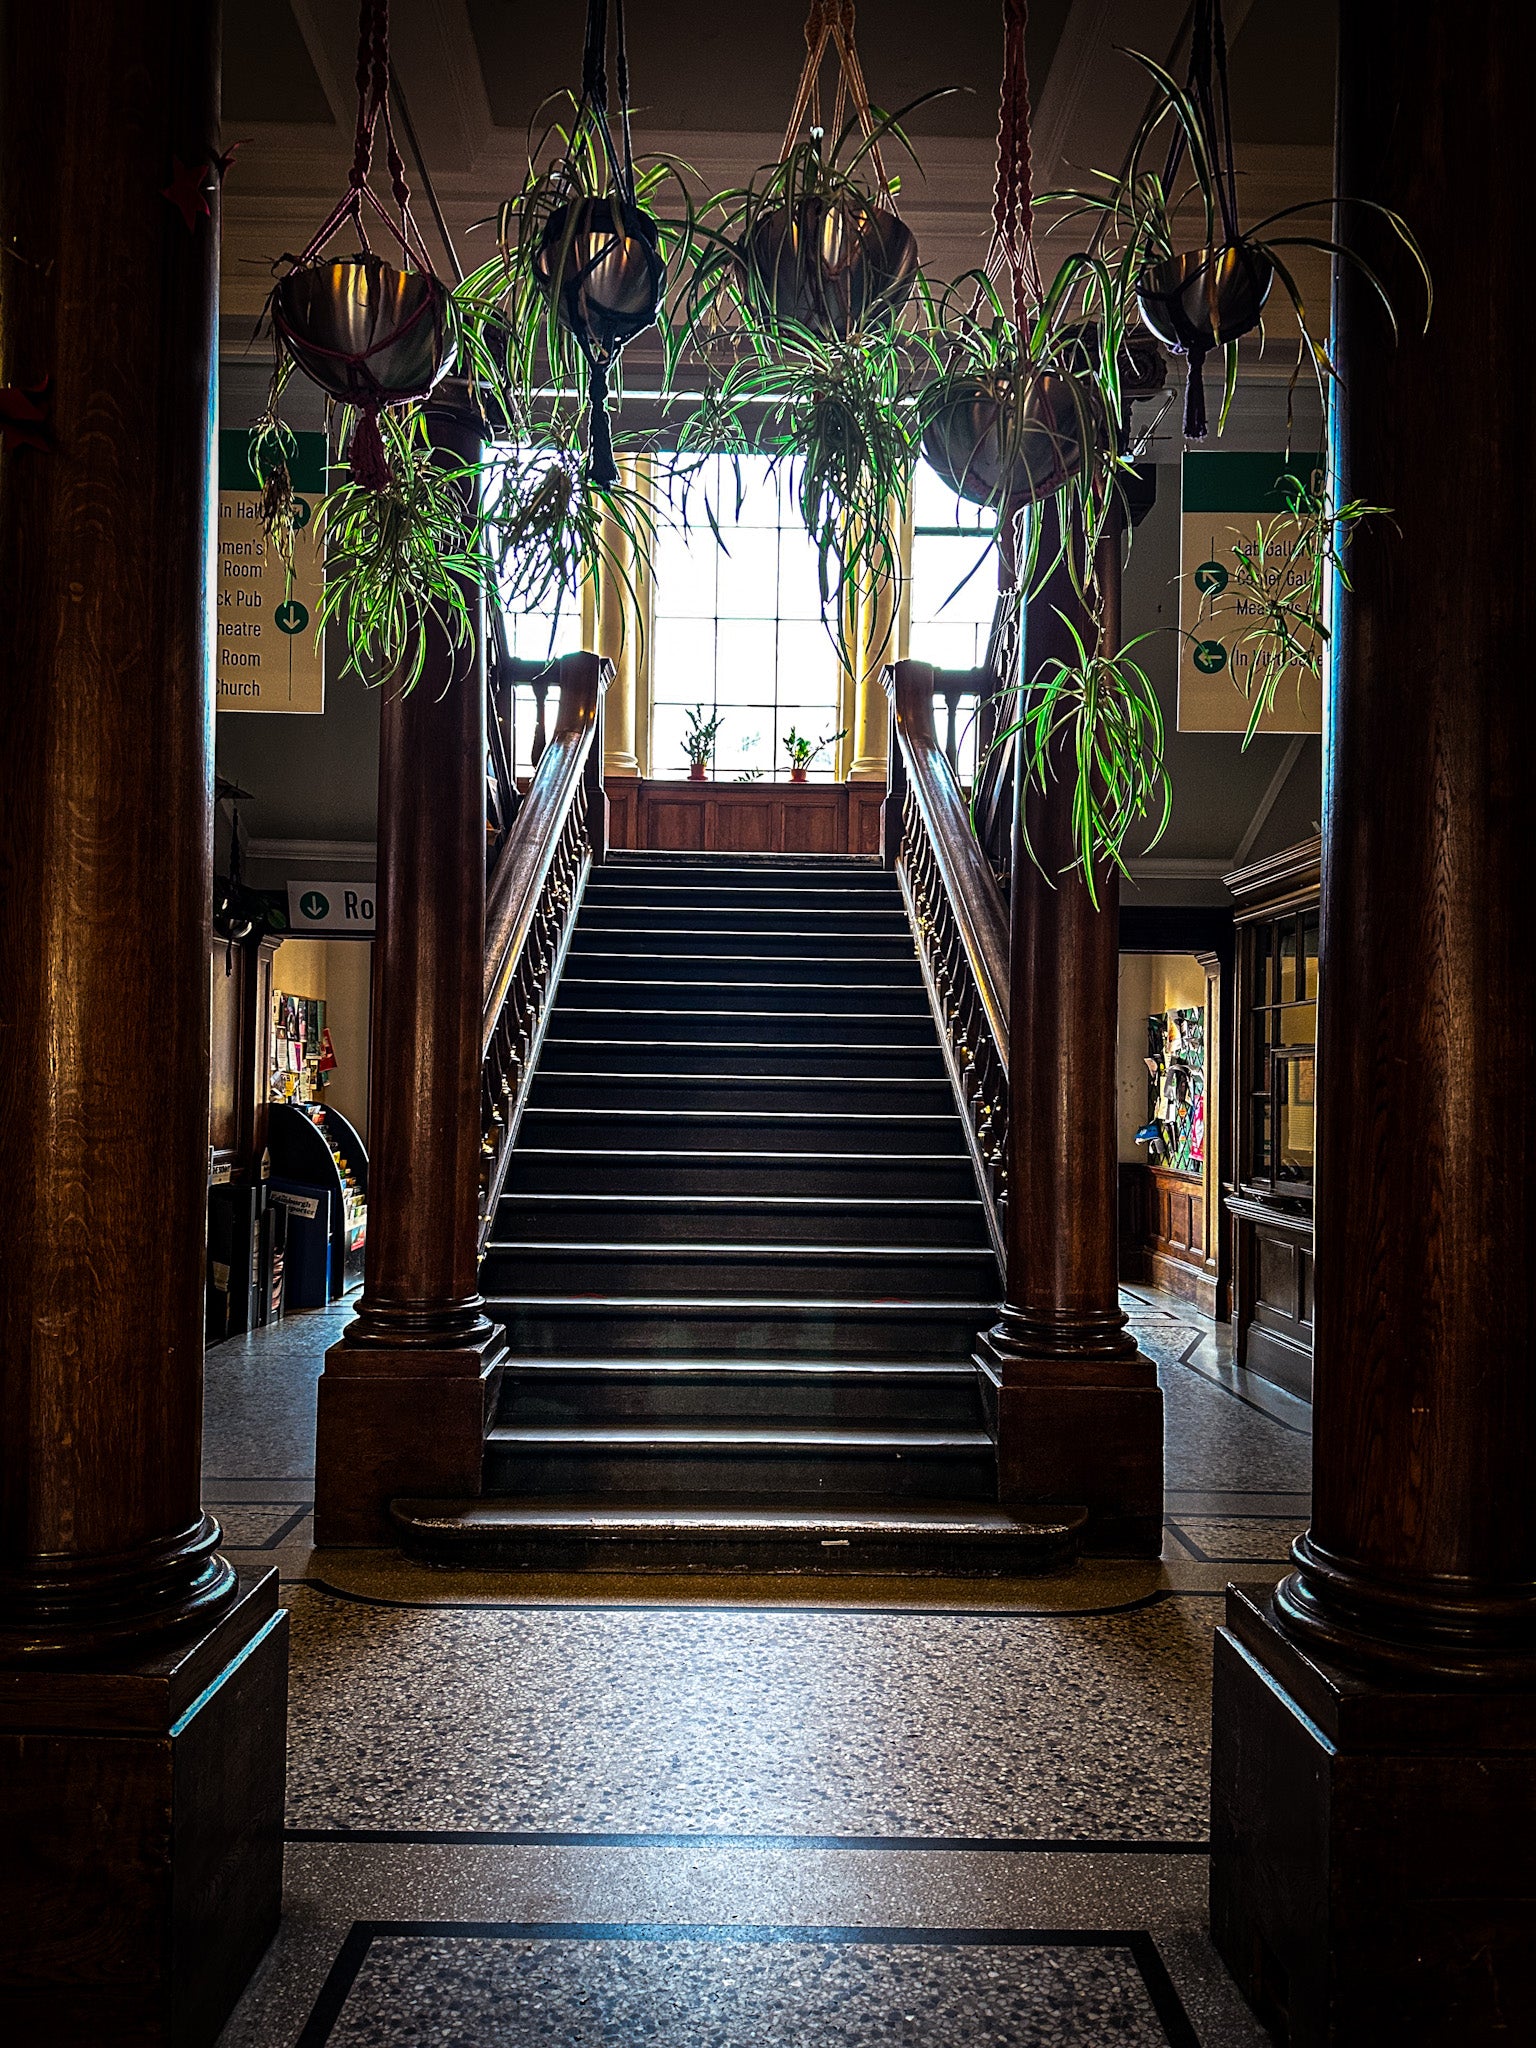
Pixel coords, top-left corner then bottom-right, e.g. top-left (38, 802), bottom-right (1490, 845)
top-left (1212, 1582), bottom-right (1536, 2046)
top-left (976, 1328), bottom-right (1163, 1554)
top-left (316, 1319), bottom-right (507, 1544)
top-left (0, 1569), bottom-right (287, 2047)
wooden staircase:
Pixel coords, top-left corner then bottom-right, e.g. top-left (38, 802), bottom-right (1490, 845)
top-left (392, 853), bottom-right (1084, 1572)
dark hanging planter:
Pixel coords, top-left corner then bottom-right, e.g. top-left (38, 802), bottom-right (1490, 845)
top-left (1136, 242), bottom-right (1273, 437)
top-left (921, 366), bottom-right (1101, 510)
top-left (274, 254), bottom-right (454, 426)
top-left (534, 190), bottom-right (666, 487)
top-left (266, 0), bottom-right (455, 490)
top-left (739, 191), bottom-right (917, 340)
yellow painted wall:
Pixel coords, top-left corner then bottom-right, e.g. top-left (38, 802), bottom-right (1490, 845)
top-left (272, 937), bottom-right (372, 1144)
top-left (1117, 953), bottom-right (1209, 1165)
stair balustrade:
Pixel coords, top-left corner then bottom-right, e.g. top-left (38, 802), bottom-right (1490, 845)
top-left (479, 650), bottom-right (612, 1246)
top-left (884, 660), bottom-right (1011, 1260)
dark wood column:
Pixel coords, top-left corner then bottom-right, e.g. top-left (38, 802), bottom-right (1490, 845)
top-left (977, 504), bottom-right (1163, 1552)
top-left (316, 399), bottom-right (505, 1543)
top-left (1211, 7), bottom-right (1536, 2040)
top-left (0, 6), bottom-right (286, 2040)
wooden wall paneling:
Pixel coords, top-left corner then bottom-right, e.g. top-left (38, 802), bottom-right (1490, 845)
top-left (607, 778), bottom-right (888, 857)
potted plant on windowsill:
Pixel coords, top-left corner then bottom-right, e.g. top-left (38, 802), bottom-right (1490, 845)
top-left (783, 725), bottom-right (846, 783)
top-left (683, 706), bottom-right (725, 780)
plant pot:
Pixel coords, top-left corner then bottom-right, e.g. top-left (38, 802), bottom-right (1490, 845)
top-left (920, 366), bottom-right (1101, 509)
top-left (535, 194), bottom-right (666, 359)
top-left (273, 252), bottom-right (455, 408)
top-left (1135, 243), bottom-right (1274, 356)
top-left (689, 761), bottom-right (708, 781)
top-left (790, 766), bottom-right (809, 783)
top-left (739, 193), bottom-right (917, 339)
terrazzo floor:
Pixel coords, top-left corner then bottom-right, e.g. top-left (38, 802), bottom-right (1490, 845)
top-left (207, 1285), bottom-right (1309, 2047)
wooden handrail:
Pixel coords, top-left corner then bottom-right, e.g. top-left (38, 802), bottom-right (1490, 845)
top-left (885, 659), bottom-right (1011, 1249)
top-left (478, 650), bottom-right (612, 1245)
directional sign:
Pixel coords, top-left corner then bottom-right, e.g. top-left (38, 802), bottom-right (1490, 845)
top-left (217, 430), bottom-right (328, 715)
top-left (1178, 452), bottom-right (1325, 735)
top-left (285, 880), bottom-right (376, 935)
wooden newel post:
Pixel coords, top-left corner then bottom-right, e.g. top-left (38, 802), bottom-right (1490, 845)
top-left (0, 5), bottom-right (287, 2038)
top-left (316, 400), bottom-right (505, 1542)
top-left (976, 503), bottom-right (1163, 1552)
top-left (1211, 6), bottom-right (1536, 2039)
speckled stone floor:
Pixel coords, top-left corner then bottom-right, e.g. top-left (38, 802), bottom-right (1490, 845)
top-left (208, 1286), bottom-right (1306, 2046)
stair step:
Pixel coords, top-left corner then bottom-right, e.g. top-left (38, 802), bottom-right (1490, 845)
top-left (581, 886), bottom-right (900, 914)
top-left (389, 1496), bottom-right (1086, 1575)
top-left (486, 1295), bottom-right (995, 1361)
top-left (494, 1357), bottom-right (985, 1425)
top-left (573, 921), bottom-right (912, 953)
top-left (494, 1193), bottom-right (991, 1247)
top-left (502, 1149), bottom-right (985, 1198)
top-left (481, 1240), bottom-right (999, 1301)
top-left (535, 1038), bottom-right (948, 1079)
top-left (555, 976), bottom-right (929, 1016)
top-left (563, 950), bottom-right (924, 987)
top-left (543, 1007), bottom-right (939, 1046)
top-left (515, 1108), bottom-right (968, 1157)
top-left (527, 1072), bottom-right (957, 1115)
top-left (481, 1422), bottom-right (998, 1501)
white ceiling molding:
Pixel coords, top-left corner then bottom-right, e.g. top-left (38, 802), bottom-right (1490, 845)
top-left (1126, 856), bottom-right (1234, 880)
top-left (246, 837), bottom-right (378, 866)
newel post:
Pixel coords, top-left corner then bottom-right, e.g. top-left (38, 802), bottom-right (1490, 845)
top-left (1211, 7), bottom-right (1536, 2038)
top-left (316, 399), bottom-right (505, 1543)
top-left (976, 502), bottom-right (1164, 1552)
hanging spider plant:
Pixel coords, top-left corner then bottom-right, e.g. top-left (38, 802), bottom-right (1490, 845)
top-left (1049, 0), bottom-right (1430, 437)
top-left (482, 432), bottom-right (658, 664)
top-left (462, 64), bottom-right (697, 487)
top-left (991, 620), bottom-right (1170, 908)
top-left (314, 407), bottom-right (498, 692)
top-left (675, 322), bottom-right (920, 669)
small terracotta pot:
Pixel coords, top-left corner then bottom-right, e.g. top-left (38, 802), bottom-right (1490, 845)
top-left (689, 761), bottom-right (708, 782)
top-left (790, 766), bottom-right (809, 783)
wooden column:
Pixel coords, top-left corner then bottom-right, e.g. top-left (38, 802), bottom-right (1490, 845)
top-left (317, 398), bottom-right (505, 1543)
top-left (1211, 7), bottom-right (1536, 2039)
top-left (0, 6), bottom-right (287, 2039)
top-left (976, 504), bottom-right (1163, 1552)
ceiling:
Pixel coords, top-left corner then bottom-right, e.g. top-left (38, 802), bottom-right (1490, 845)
top-left (215, 0), bottom-right (1337, 884)
top-left (218, 0), bottom-right (1337, 322)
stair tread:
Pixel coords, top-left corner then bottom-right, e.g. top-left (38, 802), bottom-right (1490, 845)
top-left (488, 1239), bottom-right (993, 1260)
top-left (495, 1356), bottom-right (979, 1377)
top-left (393, 1498), bottom-right (1082, 1538)
top-left (500, 1195), bottom-right (985, 1211)
top-left (523, 1109), bottom-right (962, 1126)
top-left (486, 1424), bottom-right (993, 1451)
top-left (487, 1294), bottom-right (997, 1312)
top-left (533, 1072), bottom-right (946, 1088)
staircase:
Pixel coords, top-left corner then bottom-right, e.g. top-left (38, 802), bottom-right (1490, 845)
top-left (392, 853), bottom-right (1084, 1572)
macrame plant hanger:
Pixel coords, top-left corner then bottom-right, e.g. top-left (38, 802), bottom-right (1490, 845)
top-left (277, 0), bottom-right (445, 489)
top-left (983, 0), bottom-right (1044, 331)
top-left (780, 0), bottom-right (897, 208)
top-left (1158, 0), bottom-right (1241, 438)
top-left (563, 0), bottom-right (656, 488)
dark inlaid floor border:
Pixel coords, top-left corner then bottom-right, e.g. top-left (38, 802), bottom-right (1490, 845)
top-left (212, 1504), bottom-right (312, 1550)
top-left (293, 1920), bottom-right (1200, 2048)
top-left (285, 1827), bottom-right (1210, 1853)
top-left (294, 1577), bottom-right (1228, 1619)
